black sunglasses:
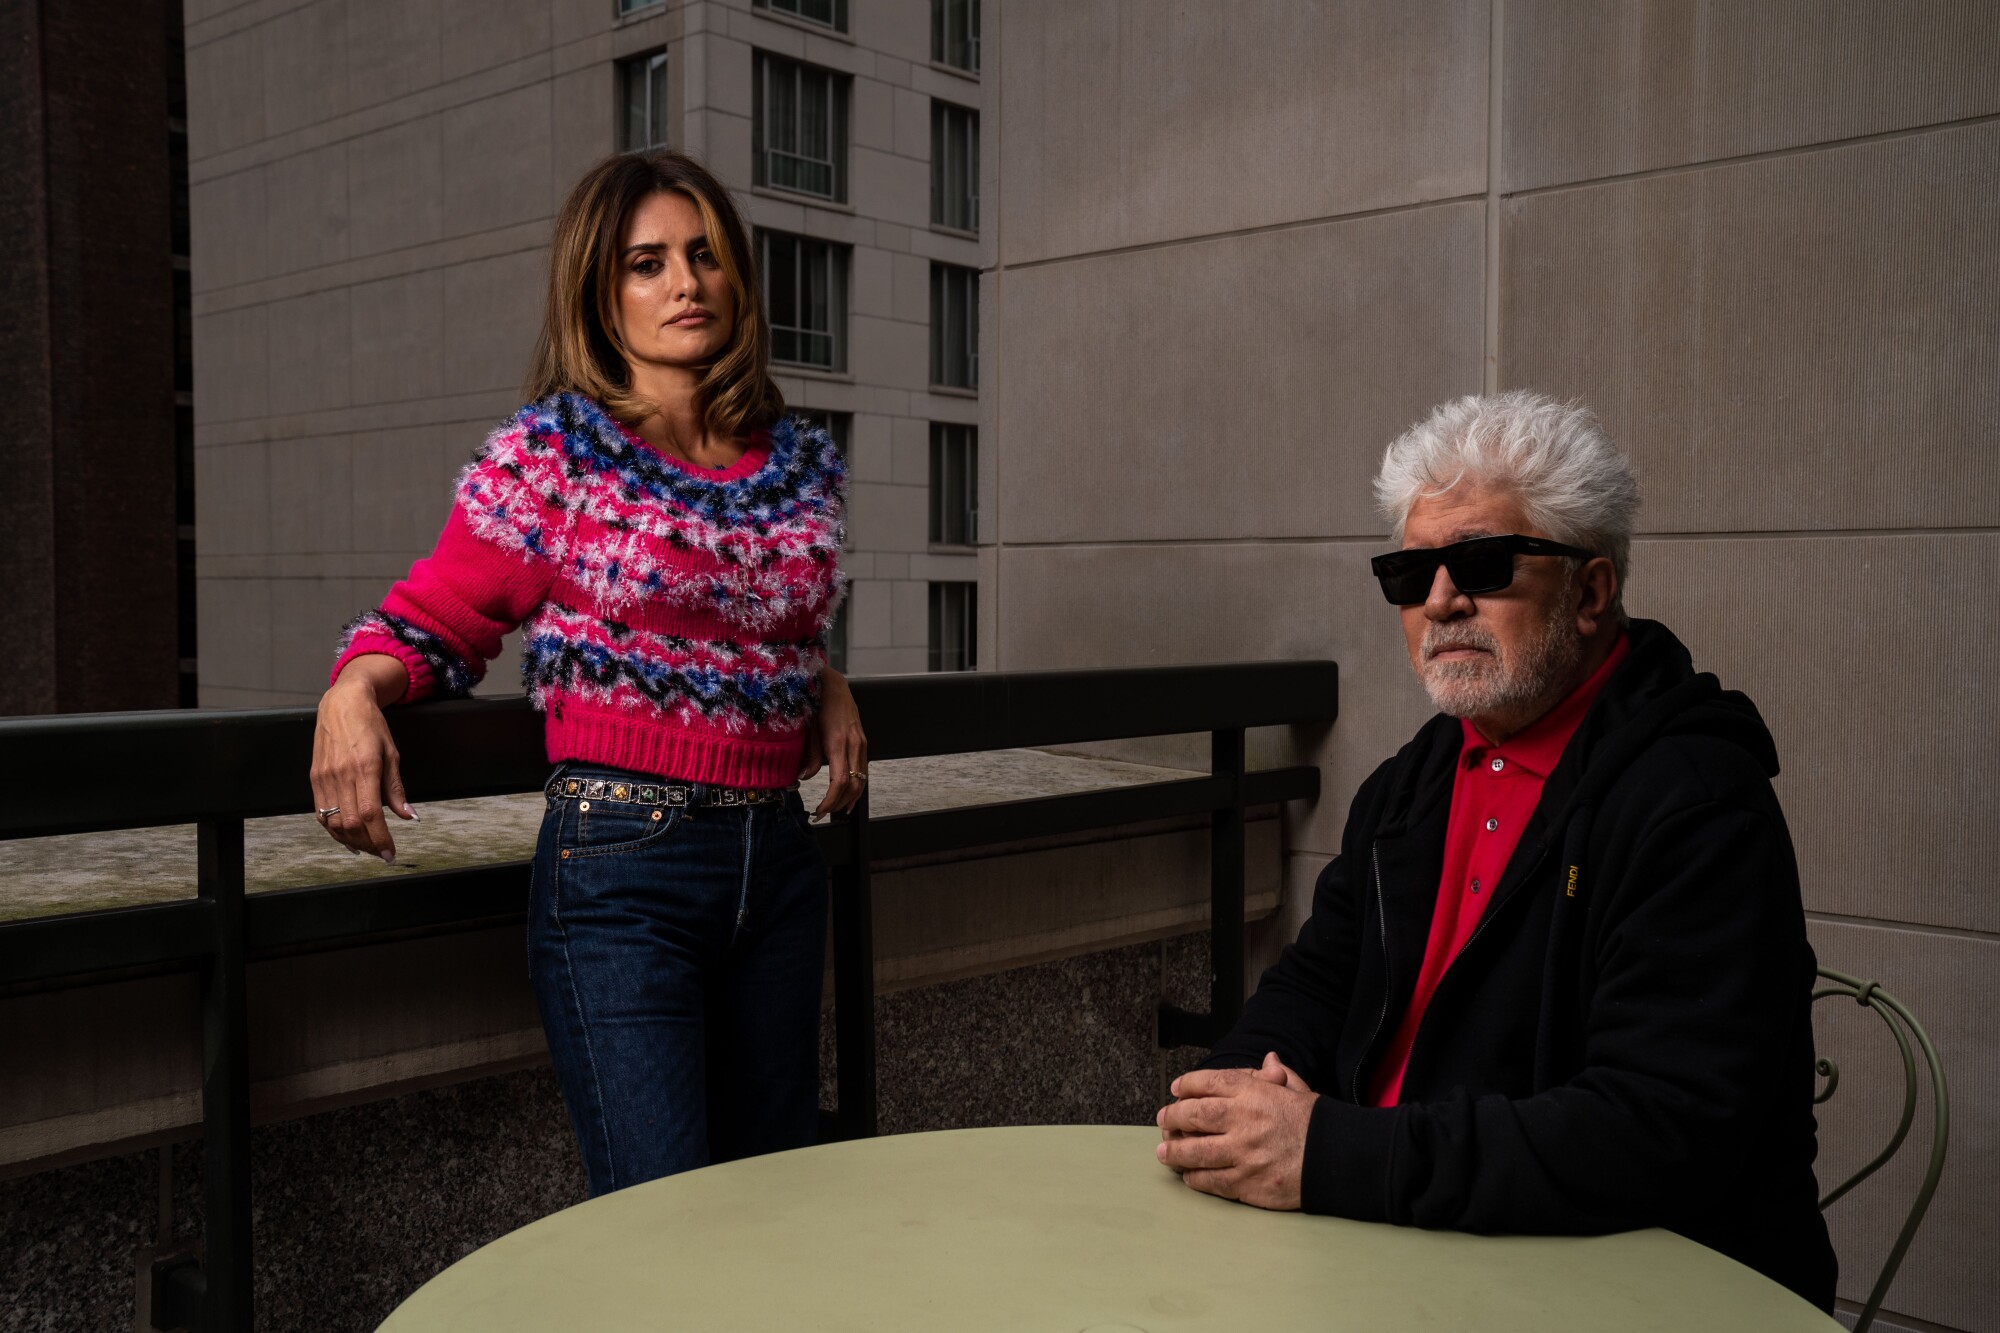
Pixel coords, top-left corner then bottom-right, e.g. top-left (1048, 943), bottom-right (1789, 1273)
top-left (1370, 534), bottom-right (1601, 605)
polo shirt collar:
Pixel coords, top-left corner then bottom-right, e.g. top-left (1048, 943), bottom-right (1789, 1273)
top-left (1459, 633), bottom-right (1631, 779)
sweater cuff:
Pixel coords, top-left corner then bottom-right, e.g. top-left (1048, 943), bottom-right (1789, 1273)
top-left (1300, 1096), bottom-right (1399, 1221)
top-left (332, 611), bottom-right (476, 703)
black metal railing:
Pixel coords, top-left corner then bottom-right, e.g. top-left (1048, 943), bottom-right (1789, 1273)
top-left (0, 661), bottom-right (1337, 1333)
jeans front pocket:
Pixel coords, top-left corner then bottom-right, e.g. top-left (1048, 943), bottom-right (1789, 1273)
top-left (565, 798), bottom-right (684, 859)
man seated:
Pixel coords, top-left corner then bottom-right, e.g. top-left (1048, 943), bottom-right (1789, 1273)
top-left (1156, 391), bottom-right (1837, 1310)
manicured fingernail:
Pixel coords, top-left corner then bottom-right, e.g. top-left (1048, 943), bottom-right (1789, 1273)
top-left (406, 805), bottom-right (422, 822)
top-left (1156, 1142), bottom-right (1167, 1160)
top-left (379, 850), bottom-right (395, 865)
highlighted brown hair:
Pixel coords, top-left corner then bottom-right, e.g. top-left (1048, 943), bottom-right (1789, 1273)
top-left (526, 151), bottom-right (784, 439)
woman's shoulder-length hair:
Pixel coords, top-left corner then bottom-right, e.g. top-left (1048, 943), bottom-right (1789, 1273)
top-left (525, 150), bottom-right (784, 441)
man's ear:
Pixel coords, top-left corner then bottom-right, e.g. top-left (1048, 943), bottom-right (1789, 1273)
top-left (1574, 557), bottom-right (1618, 636)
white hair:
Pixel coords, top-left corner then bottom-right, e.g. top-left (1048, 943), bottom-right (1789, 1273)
top-left (1373, 390), bottom-right (1641, 602)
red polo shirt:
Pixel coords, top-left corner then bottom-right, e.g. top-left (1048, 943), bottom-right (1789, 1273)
top-left (1367, 634), bottom-right (1630, 1107)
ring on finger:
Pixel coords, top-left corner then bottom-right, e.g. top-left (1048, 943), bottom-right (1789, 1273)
top-left (848, 770), bottom-right (867, 783)
top-left (315, 806), bottom-right (341, 821)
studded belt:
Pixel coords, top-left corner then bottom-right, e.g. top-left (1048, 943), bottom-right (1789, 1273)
top-left (546, 775), bottom-right (786, 808)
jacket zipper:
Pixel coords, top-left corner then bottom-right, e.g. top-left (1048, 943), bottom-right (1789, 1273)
top-left (1349, 843), bottom-right (1392, 1104)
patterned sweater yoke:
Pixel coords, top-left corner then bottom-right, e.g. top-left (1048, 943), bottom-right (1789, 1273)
top-left (333, 392), bottom-right (847, 789)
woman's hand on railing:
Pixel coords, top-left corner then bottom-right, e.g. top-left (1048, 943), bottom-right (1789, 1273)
top-left (312, 655), bottom-right (416, 862)
top-left (800, 667), bottom-right (869, 820)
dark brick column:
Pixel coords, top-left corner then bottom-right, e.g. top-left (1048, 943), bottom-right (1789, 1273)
top-left (0, 0), bottom-right (180, 715)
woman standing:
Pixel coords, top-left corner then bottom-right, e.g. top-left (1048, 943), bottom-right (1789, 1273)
top-left (310, 151), bottom-right (863, 1195)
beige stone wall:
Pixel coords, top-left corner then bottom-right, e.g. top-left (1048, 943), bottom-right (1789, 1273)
top-left (982, 3), bottom-right (1997, 1328)
top-left (186, 0), bottom-right (980, 703)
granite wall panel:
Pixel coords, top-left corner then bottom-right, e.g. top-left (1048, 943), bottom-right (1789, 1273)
top-left (346, 115), bottom-right (445, 257)
top-left (265, 140), bottom-right (351, 269)
top-left (1502, 122), bottom-right (2000, 535)
top-left (349, 268), bottom-right (446, 404)
top-left (262, 0), bottom-right (350, 138)
top-left (439, 85), bottom-right (553, 238)
top-left (265, 285), bottom-right (353, 417)
top-left (1629, 533), bottom-right (1997, 936)
top-left (190, 163), bottom-right (268, 292)
top-left (441, 248), bottom-right (547, 393)
top-left (1503, 0), bottom-right (2000, 192)
top-left (347, 0), bottom-right (443, 110)
top-left (997, 0), bottom-right (1488, 264)
top-left (994, 201), bottom-right (1485, 544)
top-left (438, 0), bottom-right (551, 84)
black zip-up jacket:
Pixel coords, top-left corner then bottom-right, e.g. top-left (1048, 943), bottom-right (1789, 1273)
top-left (1205, 619), bottom-right (1837, 1310)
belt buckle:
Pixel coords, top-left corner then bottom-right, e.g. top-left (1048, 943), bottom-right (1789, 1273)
top-left (666, 787), bottom-right (689, 808)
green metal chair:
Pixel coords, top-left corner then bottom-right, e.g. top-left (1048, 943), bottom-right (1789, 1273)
top-left (1811, 967), bottom-right (1950, 1333)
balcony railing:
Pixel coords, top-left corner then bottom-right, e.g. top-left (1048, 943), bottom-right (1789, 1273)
top-left (0, 660), bottom-right (1337, 1333)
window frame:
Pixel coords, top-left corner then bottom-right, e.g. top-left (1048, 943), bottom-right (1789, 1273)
top-left (928, 581), bottom-right (978, 673)
top-left (759, 229), bottom-right (850, 373)
top-left (754, 0), bottom-right (848, 33)
top-left (931, 0), bottom-right (981, 73)
top-left (930, 100), bottom-right (979, 232)
top-left (929, 422), bottom-right (977, 547)
top-left (824, 601), bottom-right (849, 674)
top-left (929, 263), bottom-right (979, 390)
top-left (752, 51), bottom-right (850, 202)
top-left (618, 49), bottom-right (669, 153)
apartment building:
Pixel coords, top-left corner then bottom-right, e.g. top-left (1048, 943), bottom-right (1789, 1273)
top-left (187, 0), bottom-right (984, 701)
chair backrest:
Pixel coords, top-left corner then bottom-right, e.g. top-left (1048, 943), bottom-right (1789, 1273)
top-left (1811, 967), bottom-right (1950, 1333)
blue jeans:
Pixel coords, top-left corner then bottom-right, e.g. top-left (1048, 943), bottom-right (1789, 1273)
top-left (528, 762), bottom-right (828, 1196)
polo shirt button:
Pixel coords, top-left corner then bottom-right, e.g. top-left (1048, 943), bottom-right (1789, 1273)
top-left (1490, 757), bottom-right (1505, 772)
top-left (1471, 879), bottom-right (1482, 893)
top-left (1485, 817), bottom-right (1499, 832)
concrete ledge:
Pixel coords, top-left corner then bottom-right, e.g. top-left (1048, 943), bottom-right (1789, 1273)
top-left (0, 751), bottom-right (1285, 1175)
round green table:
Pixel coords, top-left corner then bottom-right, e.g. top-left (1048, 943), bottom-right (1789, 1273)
top-left (379, 1125), bottom-right (1840, 1332)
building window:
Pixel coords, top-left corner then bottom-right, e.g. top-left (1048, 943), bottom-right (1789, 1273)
top-left (755, 0), bottom-right (847, 31)
top-left (792, 408), bottom-right (852, 458)
top-left (932, 0), bottom-right (980, 72)
top-left (931, 101), bottom-right (978, 232)
top-left (929, 582), bottom-right (976, 672)
top-left (824, 602), bottom-right (848, 674)
top-left (619, 0), bottom-right (665, 13)
top-left (620, 51), bottom-right (668, 152)
top-left (930, 423), bottom-right (976, 545)
top-left (761, 230), bottom-right (848, 371)
top-left (930, 263), bottom-right (978, 389)
top-left (753, 52), bottom-right (848, 201)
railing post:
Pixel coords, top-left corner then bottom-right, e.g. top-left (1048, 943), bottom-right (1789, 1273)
top-left (1157, 727), bottom-right (1246, 1049)
top-left (196, 818), bottom-right (252, 1333)
top-left (1208, 727), bottom-right (1247, 1035)
top-left (830, 790), bottom-right (877, 1139)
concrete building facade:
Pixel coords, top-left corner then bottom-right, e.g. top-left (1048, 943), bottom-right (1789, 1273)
top-left (979, 4), bottom-right (1996, 1330)
top-left (187, 0), bottom-right (984, 702)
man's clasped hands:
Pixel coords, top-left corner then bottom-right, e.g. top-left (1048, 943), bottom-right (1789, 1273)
top-left (1155, 1051), bottom-right (1319, 1211)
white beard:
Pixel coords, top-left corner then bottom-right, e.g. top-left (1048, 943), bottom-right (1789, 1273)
top-left (1418, 581), bottom-right (1582, 721)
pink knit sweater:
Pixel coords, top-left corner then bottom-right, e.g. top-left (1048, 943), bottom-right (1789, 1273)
top-left (333, 393), bottom-right (846, 789)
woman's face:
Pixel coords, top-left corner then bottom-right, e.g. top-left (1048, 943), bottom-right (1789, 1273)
top-left (612, 189), bottom-right (736, 375)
